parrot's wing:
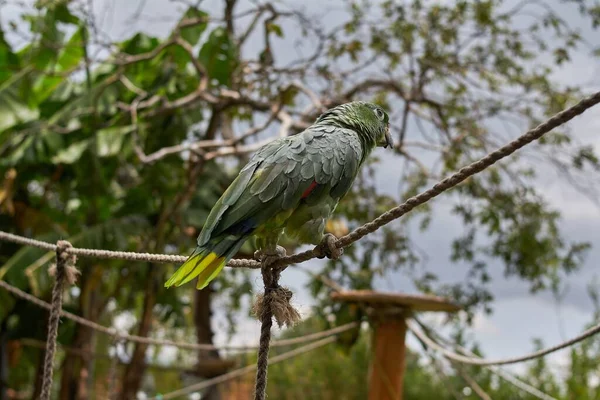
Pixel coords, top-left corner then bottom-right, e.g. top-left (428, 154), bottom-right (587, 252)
top-left (198, 126), bottom-right (363, 245)
top-left (197, 137), bottom-right (287, 246)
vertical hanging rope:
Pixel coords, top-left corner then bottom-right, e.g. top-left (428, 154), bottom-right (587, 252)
top-left (40, 240), bottom-right (78, 400)
top-left (252, 238), bottom-right (340, 399)
top-left (252, 250), bottom-right (301, 400)
top-left (254, 266), bottom-right (277, 400)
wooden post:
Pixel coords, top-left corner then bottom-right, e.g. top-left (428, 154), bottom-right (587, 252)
top-left (369, 315), bottom-right (407, 400)
top-left (331, 290), bottom-right (461, 400)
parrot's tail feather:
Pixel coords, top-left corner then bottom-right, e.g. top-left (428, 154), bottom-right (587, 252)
top-left (195, 256), bottom-right (227, 290)
top-left (164, 235), bottom-right (247, 289)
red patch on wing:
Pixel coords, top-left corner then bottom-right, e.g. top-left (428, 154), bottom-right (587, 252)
top-left (301, 181), bottom-right (318, 199)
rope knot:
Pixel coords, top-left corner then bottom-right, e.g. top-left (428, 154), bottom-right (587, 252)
top-left (253, 286), bottom-right (300, 328)
top-left (49, 240), bottom-right (80, 285)
top-left (56, 239), bottom-right (72, 256)
top-left (314, 233), bottom-right (343, 260)
top-left (253, 246), bottom-right (301, 400)
top-left (252, 246), bottom-right (301, 328)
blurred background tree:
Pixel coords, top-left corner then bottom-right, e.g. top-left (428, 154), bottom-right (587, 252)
top-left (1, 0), bottom-right (600, 398)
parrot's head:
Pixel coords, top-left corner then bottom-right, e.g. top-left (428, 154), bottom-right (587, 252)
top-left (315, 101), bottom-right (393, 150)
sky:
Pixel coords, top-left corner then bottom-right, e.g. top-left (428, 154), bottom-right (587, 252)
top-left (2, 0), bottom-right (600, 393)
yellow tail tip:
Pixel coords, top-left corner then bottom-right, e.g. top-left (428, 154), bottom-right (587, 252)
top-left (195, 256), bottom-right (226, 290)
top-left (164, 251), bottom-right (226, 290)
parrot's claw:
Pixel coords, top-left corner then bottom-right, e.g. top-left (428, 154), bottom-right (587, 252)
top-left (316, 233), bottom-right (343, 260)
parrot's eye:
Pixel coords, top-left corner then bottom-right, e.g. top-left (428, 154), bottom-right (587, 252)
top-left (374, 108), bottom-right (385, 121)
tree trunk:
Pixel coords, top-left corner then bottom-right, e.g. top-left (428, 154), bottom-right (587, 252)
top-left (58, 265), bottom-right (103, 400)
top-left (194, 285), bottom-right (222, 400)
top-left (58, 326), bottom-right (95, 400)
top-left (119, 267), bottom-right (159, 400)
top-left (0, 322), bottom-right (7, 400)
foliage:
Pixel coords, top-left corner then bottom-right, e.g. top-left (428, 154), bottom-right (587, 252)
top-left (267, 312), bottom-right (600, 400)
top-left (0, 0), bottom-right (599, 398)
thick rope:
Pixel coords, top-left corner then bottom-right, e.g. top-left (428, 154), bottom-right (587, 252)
top-left (40, 240), bottom-right (76, 400)
top-left (252, 247), bottom-right (303, 400)
top-left (270, 90), bottom-right (600, 268)
top-left (255, 314), bottom-right (272, 400)
top-left (414, 318), bottom-right (557, 400)
top-left (1, 91), bottom-right (599, 272)
top-left (454, 365), bottom-right (493, 400)
top-left (0, 279), bottom-right (354, 351)
top-left (407, 318), bottom-right (600, 366)
top-left (0, 91), bottom-right (598, 396)
top-left (415, 318), bottom-right (556, 400)
top-left (254, 264), bottom-right (279, 400)
top-left (155, 336), bottom-right (337, 400)
top-left (487, 364), bottom-right (557, 400)
top-left (1, 93), bottom-right (598, 277)
top-left (0, 231), bottom-right (256, 268)
top-left (0, 231), bottom-right (57, 251)
top-left (3, 91), bottom-right (600, 274)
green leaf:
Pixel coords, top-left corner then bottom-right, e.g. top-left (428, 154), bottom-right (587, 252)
top-left (0, 216), bottom-right (147, 288)
top-left (47, 74), bottom-right (118, 126)
top-left (96, 125), bottom-right (136, 157)
top-left (20, 7), bottom-right (65, 70)
top-left (0, 67), bottom-right (38, 133)
top-left (179, 8), bottom-right (208, 46)
top-left (34, 26), bottom-right (85, 103)
top-left (266, 22), bottom-right (284, 38)
top-left (473, 0), bottom-right (493, 27)
top-left (0, 28), bottom-right (20, 84)
top-left (198, 27), bottom-right (237, 86)
top-left (51, 139), bottom-right (89, 164)
top-left (120, 32), bottom-right (160, 55)
top-left (53, 3), bottom-right (80, 25)
top-left (0, 289), bottom-right (16, 320)
top-left (57, 26), bottom-right (85, 70)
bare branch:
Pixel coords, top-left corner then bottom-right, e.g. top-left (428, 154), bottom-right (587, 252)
top-left (119, 75), bottom-right (148, 97)
top-left (173, 37), bottom-right (209, 90)
top-left (239, 6), bottom-right (266, 46)
top-left (397, 148), bottom-right (430, 178)
top-left (335, 79), bottom-right (409, 105)
top-left (224, 0), bottom-right (238, 36)
top-left (398, 100), bottom-right (411, 147)
top-left (291, 80), bottom-right (326, 115)
top-left (204, 137), bottom-right (276, 160)
top-left (134, 100), bottom-right (287, 164)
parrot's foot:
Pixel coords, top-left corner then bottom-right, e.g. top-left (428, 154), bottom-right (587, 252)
top-left (254, 246), bottom-right (287, 265)
top-left (315, 233), bottom-right (343, 260)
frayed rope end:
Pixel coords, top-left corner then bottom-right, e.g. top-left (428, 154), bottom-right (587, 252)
top-left (48, 263), bottom-right (80, 285)
top-left (252, 286), bottom-right (301, 328)
top-left (49, 240), bottom-right (80, 285)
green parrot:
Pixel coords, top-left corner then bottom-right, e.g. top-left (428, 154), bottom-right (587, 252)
top-left (165, 101), bottom-right (393, 290)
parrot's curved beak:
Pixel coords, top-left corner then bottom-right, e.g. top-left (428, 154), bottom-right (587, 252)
top-left (383, 126), bottom-right (393, 149)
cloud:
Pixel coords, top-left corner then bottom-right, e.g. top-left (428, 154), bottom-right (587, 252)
top-left (472, 312), bottom-right (500, 335)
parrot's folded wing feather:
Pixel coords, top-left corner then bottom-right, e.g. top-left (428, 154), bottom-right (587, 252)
top-left (202, 126), bottom-right (364, 240)
top-left (196, 138), bottom-right (288, 245)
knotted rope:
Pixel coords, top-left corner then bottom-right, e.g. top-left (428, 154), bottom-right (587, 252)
top-left (252, 235), bottom-right (341, 399)
top-left (0, 91), bottom-right (597, 398)
top-left (314, 233), bottom-right (343, 260)
top-left (252, 248), bottom-right (297, 400)
top-left (40, 240), bottom-right (78, 400)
